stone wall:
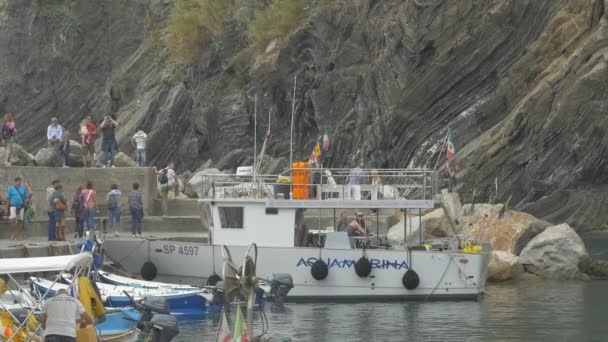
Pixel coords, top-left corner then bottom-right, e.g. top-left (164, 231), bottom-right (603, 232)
top-left (0, 167), bottom-right (157, 216)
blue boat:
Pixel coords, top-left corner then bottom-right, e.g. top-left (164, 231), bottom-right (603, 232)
top-left (30, 278), bottom-right (210, 317)
top-left (96, 308), bottom-right (141, 342)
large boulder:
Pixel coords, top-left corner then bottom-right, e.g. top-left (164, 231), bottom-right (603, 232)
top-left (67, 140), bottom-right (85, 167)
top-left (114, 152), bottom-right (138, 167)
top-left (439, 192), bottom-right (463, 233)
top-left (487, 251), bottom-right (523, 282)
top-left (459, 204), bottom-right (550, 254)
top-left (0, 144), bottom-right (34, 166)
top-left (187, 168), bottom-right (226, 198)
top-left (519, 224), bottom-right (591, 280)
top-left (35, 148), bottom-right (61, 167)
top-left (258, 155), bottom-right (286, 175)
top-left (423, 208), bottom-right (450, 237)
top-left (387, 216), bottom-right (424, 246)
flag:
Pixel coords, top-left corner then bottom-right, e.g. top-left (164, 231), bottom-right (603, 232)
top-left (233, 306), bottom-right (250, 342)
top-left (314, 142), bottom-right (321, 158)
top-left (446, 131), bottom-right (455, 160)
top-left (217, 310), bottom-right (232, 342)
top-left (322, 129), bottom-right (330, 151)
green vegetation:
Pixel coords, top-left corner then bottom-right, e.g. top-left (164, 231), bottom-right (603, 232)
top-left (167, 0), bottom-right (236, 63)
top-left (39, 0), bottom-right (80, 39)
top-left (166, 0), bottom-right (330, 63)
top-left (248, 0), bottom-right (315, 50)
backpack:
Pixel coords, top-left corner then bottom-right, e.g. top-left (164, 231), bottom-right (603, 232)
top-left (107, 193), bottom-right (120, 209)
top-left (158, 169), bottom-right (169, 185)
top-left (1, 124), bottom-right (13, 139)
top-left (71, 194), bottom-right (83, 212)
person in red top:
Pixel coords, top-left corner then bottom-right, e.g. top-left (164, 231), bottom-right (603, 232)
top-left (80, 116), bottom-right (97, 167)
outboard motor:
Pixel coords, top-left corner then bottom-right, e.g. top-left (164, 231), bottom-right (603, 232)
top-left (269, 273), bottom-right (294, 303)
top-left (137, 296), bottom-right (170, 329)
top-left (209, 281), bottom-right (225, 306)
top-left (144, 314), bottom-right (179, 342)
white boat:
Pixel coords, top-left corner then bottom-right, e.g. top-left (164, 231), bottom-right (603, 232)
top-left (103, 168), bottom-right (490, 301)
top-left (96, 271), bottom-right (198, 291)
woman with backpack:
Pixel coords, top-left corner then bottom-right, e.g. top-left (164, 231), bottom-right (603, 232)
top-left (1, 113), bottom-right (17, 165)
top-left (107, 184), bottom-right (122, 237)
top-left (72, 185), bottom-right (85, 238)
top-left (50, 183), bottom-right (68, 241)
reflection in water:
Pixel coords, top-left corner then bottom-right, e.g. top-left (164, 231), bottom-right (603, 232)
top-left (175, 281), bottom-right (608, 342)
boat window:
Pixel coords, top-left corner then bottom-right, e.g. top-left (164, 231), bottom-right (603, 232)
top-left (218, 207), bottom-right (244, 229)
top-left (265, 208), bottom-right (279, 215)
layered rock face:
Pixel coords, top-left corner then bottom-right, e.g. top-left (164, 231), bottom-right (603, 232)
top-left (1, 0), bottom-right (607, 229)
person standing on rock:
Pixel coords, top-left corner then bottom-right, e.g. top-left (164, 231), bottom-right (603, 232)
top-left (71, 185), bottom-right (85, 239)
top-left (80, 116), bottom-right (97, 167)
top-left (128, 182), bottom-right (144, 238)
top-left (51, 183), bottom-right (68, 241)
top-left (100, 115), bottom-right (119, 168)
top-left (60, 125), bottom-right (71, 168)
top-left (131, 128), bottom-right (147, 167)
top-left (46, 179), bottom-right (60, 241)
top-left (47, 117), bottom-right (63, 162)
top-left (107, 184), bottom-right (122, 237)
top-left (1, 113), bottom-right (17, 165)
top-left (155, 162), bottom-right (177, 217)
top-left (6, 177), bottom-right (30, 240)
top-left (82, 181), bottom-right (97, 233)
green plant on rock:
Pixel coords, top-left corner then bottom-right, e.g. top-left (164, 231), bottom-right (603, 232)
top-left (248, 0), bottom-right (316, 50)
top-left (167, 0), bottom-right (237, 63)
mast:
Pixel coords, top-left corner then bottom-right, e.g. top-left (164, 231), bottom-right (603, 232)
top-left (290, 74), bottom-right (297, 168)
top-left (253, 94), bottom-right (257, 176)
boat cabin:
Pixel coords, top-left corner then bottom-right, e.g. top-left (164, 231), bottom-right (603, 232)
top-left (199, 168), bottom-right (438, 249)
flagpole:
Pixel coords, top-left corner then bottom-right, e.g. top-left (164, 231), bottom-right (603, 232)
top-left (253, 94), bottom-right (257, 175)
top-left (290, 74), bottom-right (297, 168)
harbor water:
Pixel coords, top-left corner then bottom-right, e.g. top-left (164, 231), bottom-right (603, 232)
top-left (172, 280), bottom-right (608, 342)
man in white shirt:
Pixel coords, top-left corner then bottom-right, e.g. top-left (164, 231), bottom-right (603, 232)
top-left (47, 117), bottom-right (63, 161)
top-left (131, 128), bottom-right (148, 167)
top-left (155, 162), bottom-right (177, 217)
top-left (41, 289), bottom-right (93, 342)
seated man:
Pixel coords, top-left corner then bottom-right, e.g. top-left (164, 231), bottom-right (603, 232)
top-left (347, 219), bottom-right (366, 237)
top-left (335, 212), bottom-right (349, 232)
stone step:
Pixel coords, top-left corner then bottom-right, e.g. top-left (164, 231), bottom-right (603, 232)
top-left (0, 216), bottom-right (205, 239)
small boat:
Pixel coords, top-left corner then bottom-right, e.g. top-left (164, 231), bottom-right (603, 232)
top-left (96, 308), bottom-right (141, 342)
top-left (96, 271), bottom-right (198, 291)
top-left (31, 278), bottom-right (210, 317)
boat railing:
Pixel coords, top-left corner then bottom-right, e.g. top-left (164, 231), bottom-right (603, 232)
top-left (195, 168), bottom-right (438, 202)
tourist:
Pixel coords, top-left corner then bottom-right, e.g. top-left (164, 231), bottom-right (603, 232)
top-left (335, 212), bottom-right (349, 232)
top-left (60, 125), bottom-right (70, 168)
top-left (80, 116), bottom-right (97, 167)
top-left (155, 162), bottom-right (177, 217)
top-left (1, 113), bottom-right (17, 165)
top-left (355, 211), bottom-right (366, 231)
top-left (71, 185), bottom-right (85, 238)
top-left (82, 181), bottom-right (97, 233)
top-left (128, 182), bottom-right (144, 238)
top-left (371, 169), bottom-right (383, 201)
top-left (349, 166), bottom-right (364, 200)
top-left (41, 288), bottom-right (93, 342)
top-left (100, 115), bottom-right (119, 168)
top-left (51, 183), bottom-right (68, 241)
top-left (6, 177), bottom-right (30, 240)
top-left (107, 183), bottom-right (122, 237)
top-left (0, 196), bottom-right (8, 221)
top-left (131, 128), bottom-right (147, 167)
top-left (46, 179), bottom-right (60, 241)
top-left (347, 219), bottom-right (365, 237)
top-left (47, 117), bottom-right (63, 160)
top-left (23, 180), bottom-right (33, 239)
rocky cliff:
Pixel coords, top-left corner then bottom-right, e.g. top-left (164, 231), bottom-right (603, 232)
top-left (1, 0), bottom-right (607, 230)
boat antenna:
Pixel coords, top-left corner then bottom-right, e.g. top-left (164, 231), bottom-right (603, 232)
top-left (289, 74), bottom-right (297, 168)
top-left (253, 94), bottom-right (257, 178)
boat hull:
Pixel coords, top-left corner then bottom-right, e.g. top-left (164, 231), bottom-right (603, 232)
top-left (96, 308), bottom-right (140, 342)
top-left (103, 240), bottom-right (489, 301)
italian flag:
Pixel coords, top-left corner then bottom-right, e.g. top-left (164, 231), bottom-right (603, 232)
top-left (322, 129), bottom-right (330, 151)
top-left (233, 307), bottom-right (250, 342)
top-left (218, 310), bottom-right (232, 342)
top-left (446, 131), bottom-right (455, 160)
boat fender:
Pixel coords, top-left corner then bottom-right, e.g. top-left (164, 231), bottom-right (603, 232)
top-left (311, 260), bottom-right (329, 280)
top-left (402, 269), bottom-right (420, 290)
top-left (354, 257), bottom-right (372, 277)
top-left (206, 274), bottom-right (222, 286)
top-left (140, 261), bottom-right (158, 281)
